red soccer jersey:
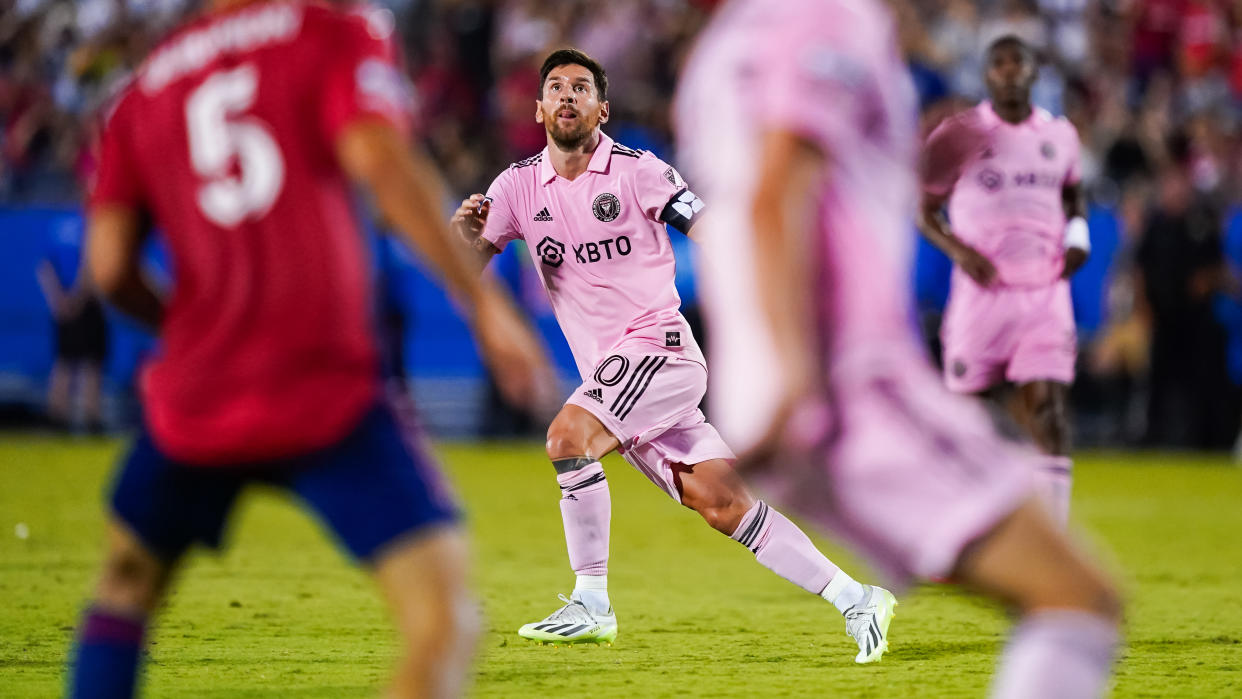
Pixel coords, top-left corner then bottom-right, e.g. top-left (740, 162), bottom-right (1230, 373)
top-left (91, 0), bottom-right (414, 464)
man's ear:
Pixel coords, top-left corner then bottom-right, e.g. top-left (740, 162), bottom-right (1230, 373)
top-left (598, 100), bottom-right (610, 125)
top-left (535, 100), bottom-right (544, 124)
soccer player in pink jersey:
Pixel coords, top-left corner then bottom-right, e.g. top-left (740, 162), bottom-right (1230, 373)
top-left (677, 1), bottom-right (1120, 697)
top-left (68, 1), bottom-right (550, 697)
top-left (450, 48), bottom-right (896, 660)
top-left (918, 35), bottom-right (1089, 525)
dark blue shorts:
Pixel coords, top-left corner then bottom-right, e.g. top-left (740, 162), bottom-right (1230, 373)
top-left (109, 399), bottom-right (459, 564)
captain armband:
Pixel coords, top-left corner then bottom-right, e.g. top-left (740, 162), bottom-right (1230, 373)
top-left (659, 188), bottom-right (706, 235)
top-left (1064, 216), bottom-right (1090, 253)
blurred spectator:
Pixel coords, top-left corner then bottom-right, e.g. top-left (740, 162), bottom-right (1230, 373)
top-left (1135, 138), bottom-right (1237, 447)
top-left (36, 219), bottom-right (107, 432)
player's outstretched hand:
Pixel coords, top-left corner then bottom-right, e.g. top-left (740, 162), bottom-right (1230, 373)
top-left (450, 194), bottom-right (490, 243)
top-left (1061, 247), bottom-right (1088, 279)
top-left (472, 283), bottom-right (558, 414)
top-left (952, 244), bottom-right (998, 288)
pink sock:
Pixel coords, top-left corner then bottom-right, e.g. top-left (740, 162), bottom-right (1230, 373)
top-left (731, 500), bottom-right (840, 595)
top-left (1037, 456), bottom-right (1073, 526)
top-left (992, 610), bottom-right (1118, 699)
top-left (557, 463), bottom-right (610, 576)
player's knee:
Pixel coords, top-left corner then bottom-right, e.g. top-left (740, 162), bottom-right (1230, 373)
top-left (1029, 397), bottom-right (1070, 453)
top-left (97, 548), bottom-right (165, 613)
top-left (545, 421), bottom-right (586, 461)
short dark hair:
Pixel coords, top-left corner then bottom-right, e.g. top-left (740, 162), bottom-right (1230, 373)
top-left (539, 48), bottom-right (608, 102)
top-left (985, 34), bottom-right (1034, 62)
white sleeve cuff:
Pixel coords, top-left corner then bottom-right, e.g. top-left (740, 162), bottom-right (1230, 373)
top-left (1064, 216), bottom-right (1090, 253)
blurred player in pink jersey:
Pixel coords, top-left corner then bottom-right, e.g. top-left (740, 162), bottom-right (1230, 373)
top-left (450, 49), bottom-right (896, 660)
top-left (919, 36), bottom-right (1088, 525)
top-left (68, 1), bottom-right (550, 697)
top-left (677, 1), bottom-right (1121, 697)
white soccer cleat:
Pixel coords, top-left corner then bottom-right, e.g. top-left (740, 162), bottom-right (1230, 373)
top-left (844, 585), bottom-right (897, 663)
top-left (517, 594), bottom-right (618, 646)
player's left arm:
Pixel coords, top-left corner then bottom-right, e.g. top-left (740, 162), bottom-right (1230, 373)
top-left (1061, 124), bottom-right (1089, 279)
top-left (637, 155), bottom-right (708, 240)
top-left (86, 205), bottom-right (164, 329)
top-left (1061, 182), bottom-right (1088, 279)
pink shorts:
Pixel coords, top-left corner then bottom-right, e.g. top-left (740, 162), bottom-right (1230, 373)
top-left (565, 349), bottom-right (735, 503)
top-left (940, 275), bottom-right (1077, 393)
top-left (748, 351), bottom-right (1037, 586)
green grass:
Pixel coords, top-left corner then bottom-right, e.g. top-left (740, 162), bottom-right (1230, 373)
top-left (1, 439), bottom-right (1240, 697)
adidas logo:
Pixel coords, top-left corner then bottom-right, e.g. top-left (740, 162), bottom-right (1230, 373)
top-left (583, 388), bottom-right (603, 403)
top-left (534, 207), bottom-right (554, 222)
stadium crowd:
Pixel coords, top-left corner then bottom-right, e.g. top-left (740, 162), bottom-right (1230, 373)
top-left (4, 0), bottom-right (1242, 448)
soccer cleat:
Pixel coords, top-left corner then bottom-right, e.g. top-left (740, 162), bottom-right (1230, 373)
top-left (517, 594), bottom-right (618, 645)
top-left (844, 585), bottom-right (897, 664)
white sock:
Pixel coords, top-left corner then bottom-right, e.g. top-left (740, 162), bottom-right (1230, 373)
top-left (821, 571), bottom-right (867, 615)
top-left (573, 574), bottom-right (610, 614)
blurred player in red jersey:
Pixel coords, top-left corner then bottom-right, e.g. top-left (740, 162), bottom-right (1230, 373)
top-left (68, 1), bottom-right (550, 697)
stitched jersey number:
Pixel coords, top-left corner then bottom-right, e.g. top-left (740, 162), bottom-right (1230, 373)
top-left (185, 64), bottom-right (285, 227)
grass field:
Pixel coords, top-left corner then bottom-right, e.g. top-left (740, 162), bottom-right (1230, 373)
top-left (1, 438), bottom-right (1240, 697)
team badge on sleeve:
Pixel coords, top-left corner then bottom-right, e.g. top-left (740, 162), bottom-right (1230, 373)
top-left (663, 166), bottom-right (682, 187)
top-left (592, 192), bottom-right (621, 222)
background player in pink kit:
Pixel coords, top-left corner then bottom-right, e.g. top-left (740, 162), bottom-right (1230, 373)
top-left (677, 0), bottom-right (1122, 697)
top-left (918, 36), bottom-right (1089, 525)
top-left (450, 48), bottom-right (896, 660)
top-left (68, 1), bottom-right (551, 697)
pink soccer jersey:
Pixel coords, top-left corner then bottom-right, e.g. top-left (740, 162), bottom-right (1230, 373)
top-left (675, 0), bottom-right (922, 452)
top-left (923, 102), bottom-right (1082, 287)
top-left (480, 132), bottom-right (706, 379)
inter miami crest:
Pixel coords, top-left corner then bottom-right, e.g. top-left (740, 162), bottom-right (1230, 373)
top-left (592, 192), bottom-right (621, 222)
top-left (535, 236), bottom-right (565, 268)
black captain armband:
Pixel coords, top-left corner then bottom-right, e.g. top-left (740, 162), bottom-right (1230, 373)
top-left (659, 188), bottom-right (706, 235)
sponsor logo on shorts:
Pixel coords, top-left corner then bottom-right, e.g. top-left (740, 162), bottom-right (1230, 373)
top-left (592, 192), bottom-right (621, 222)
top-left (582, 387), bottom-right (604, 403)
top-left (665, 331), bottom-right (681, 347)
top-left (536, 236), bottom-right (565, 267)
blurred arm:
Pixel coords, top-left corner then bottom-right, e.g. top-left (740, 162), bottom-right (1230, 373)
top-left (1061, 182), bottom-right (1089, 278)
top-left (86, 205), bottom-right (163, 329)
top-left (749, 128), bottom-right (828, 420)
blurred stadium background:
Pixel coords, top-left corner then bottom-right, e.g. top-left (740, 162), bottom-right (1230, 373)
top-left (4, 0), bottom-right (1242, 450)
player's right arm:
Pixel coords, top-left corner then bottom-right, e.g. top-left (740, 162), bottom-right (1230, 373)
top-left (917, 118), bottom-right (997, 287)
top-left (449, 193), bottom-right (501, 273)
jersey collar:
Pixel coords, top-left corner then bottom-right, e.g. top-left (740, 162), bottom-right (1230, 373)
top-left (979, 101), bottom-right (1041, 129)
top-left (539, 131), bottom-right (614, 184)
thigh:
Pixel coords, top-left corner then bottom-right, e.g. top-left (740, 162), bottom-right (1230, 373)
top-left (109, 431), bottom-right (246, 563)
top-left (1009, 282), bottom-right (1077, 386)
top-left (289, 403), bottom-right (460, 564)
top-left (621, 413), bottom-right (735, 502)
